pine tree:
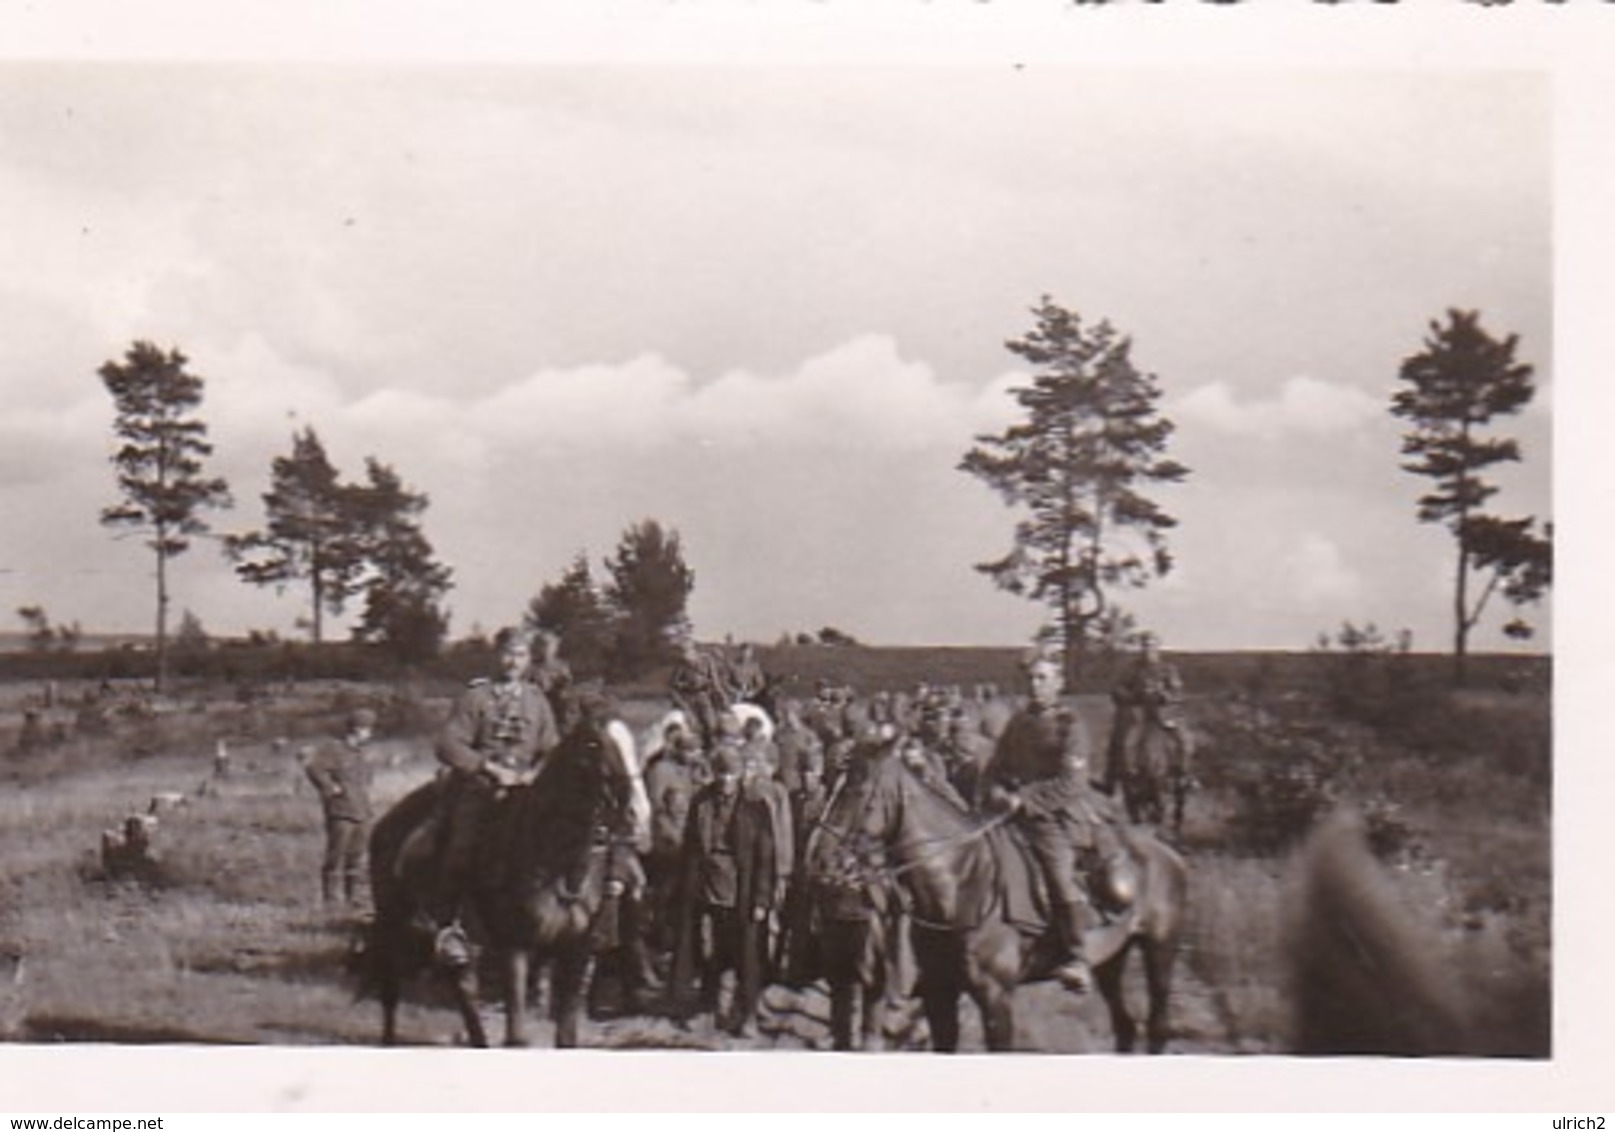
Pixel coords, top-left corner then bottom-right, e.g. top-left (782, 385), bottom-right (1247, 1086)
top-left (347, 458), bottom-right (454, 664)
top-left (226, 426), bottom-right (362, 643)
top-left (525, 552), bottom-right (617, 680)
top-left (1390, 309), bottom-right (1552, 684)
top-left (604, 519), bottom-right (695, 678)
top-left (99, 341), bottom-right (232, 691)
top-left (960, 297), bottom-right (1188, 680)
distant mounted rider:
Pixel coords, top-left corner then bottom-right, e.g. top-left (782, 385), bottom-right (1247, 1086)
top-left (668, 634), bottom-right (733, 749)
top-left (528, 627), bottom-right (578, 736)
top-left (1103, 631), bottom-right (1188, 797)
top-left (726, 642), bottom-right (768, 706)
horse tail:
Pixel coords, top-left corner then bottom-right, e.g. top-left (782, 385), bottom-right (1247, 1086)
top-left (606, 718), bottom-right (652, 852)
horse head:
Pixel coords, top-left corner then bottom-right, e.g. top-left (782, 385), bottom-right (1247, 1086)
top-left (819, 733), bottom-right (1006, 935)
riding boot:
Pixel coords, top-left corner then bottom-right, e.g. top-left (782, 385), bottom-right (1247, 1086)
top-left (1053, 900), bottom-right (1093, 995)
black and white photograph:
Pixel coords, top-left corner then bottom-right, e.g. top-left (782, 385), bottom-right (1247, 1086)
top-left (0, 0), bottom-right (1607, 1115)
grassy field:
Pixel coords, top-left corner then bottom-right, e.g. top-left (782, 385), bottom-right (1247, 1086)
top-left (0, 648), bottom-right (1552, 1056)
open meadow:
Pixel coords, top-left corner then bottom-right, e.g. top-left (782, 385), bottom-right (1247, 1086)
top-left (0, 646), bottom-right (1551, 1056)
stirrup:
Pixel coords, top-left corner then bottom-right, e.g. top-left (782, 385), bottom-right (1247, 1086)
top-left (434, 922), bottom-right (473, 969)
top-left (1055, 957), bottom-right (1093, 995)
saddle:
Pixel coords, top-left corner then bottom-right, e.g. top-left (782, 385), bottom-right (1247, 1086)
top-left (991, 822), bottom-right (1141, 937)
top-left (392, 799), bottom-right (446, 890)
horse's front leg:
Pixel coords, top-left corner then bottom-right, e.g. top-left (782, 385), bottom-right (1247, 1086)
top-left (378, 970), bottom-right (400, 1047)
top-left (451, 964), bottom-right (489, 1048)
top-left (1094, 949), bottom-right (1137, 1053)
top-left (829, 974), bottom-right (856, 1051)
top-left (911, 926), bottom-right (963, 1053)
top-left (551, 947), bottom-right (591, 1049)
top-left (504, 948), bottom-right (531, 1047)
top-left (860, 983), bottom-right (888, 1052)
top-left (964, 937), bottom-right (1018, 1052)
top-left (1142, 937), bottom-right (1178, 1054)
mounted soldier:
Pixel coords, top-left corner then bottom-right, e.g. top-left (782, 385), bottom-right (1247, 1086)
top-left (668, 634), bottom-right (733, 749)
top-left (979, 649), bottom-right (1124, 995)
top-left (421, 626), bottom-right (561, 963)
top-left (1104, 631), bottom-right (1190, 798)
top-left (529, 627), bottom-right (578, 736)
top-left (726, 642), bottom-right (768, 706)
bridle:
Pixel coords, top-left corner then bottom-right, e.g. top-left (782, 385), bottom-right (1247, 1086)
top-left (809, 752), bottom-right (1012, 890)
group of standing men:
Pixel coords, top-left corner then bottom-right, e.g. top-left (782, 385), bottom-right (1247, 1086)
top-left (643, 703), bottom-right (817, 1036)
top-left (298, 622), bottom-right (1189, 1034)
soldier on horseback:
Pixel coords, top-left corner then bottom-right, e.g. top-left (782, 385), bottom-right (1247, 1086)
top-left (1103, 631), bottom-right (1189, 798)
top-left (726, 641), bottom-right (768, 706)
top-left (529, 627), bottom-right (578, 735)
top-left (669, 634), bottom-right (733, 749)
top-left (980, 649), bottom-right (1120, 995)
top-left (422, 627), bottom-right (561, 963)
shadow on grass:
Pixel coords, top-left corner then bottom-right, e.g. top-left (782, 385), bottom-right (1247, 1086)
top-left (22, 1014), bottom-right (250, 1045)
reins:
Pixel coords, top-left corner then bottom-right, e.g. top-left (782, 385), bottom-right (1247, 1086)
top-left (810, 760), bottom-right (1013, 888)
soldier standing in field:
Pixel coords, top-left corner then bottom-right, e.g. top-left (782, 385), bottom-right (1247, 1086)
top-left (304, 707), bottom-right (377, 908)
top-left (423, 627), bottom-right (561, 962)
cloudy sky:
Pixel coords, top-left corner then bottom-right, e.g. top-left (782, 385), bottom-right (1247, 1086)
top-left (0, 61), bottom-right (1552, 652)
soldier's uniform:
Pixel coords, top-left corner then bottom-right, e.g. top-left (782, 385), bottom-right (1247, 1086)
top-left (644, 737), bottom-right (709, 953)
top-left (427, 676), bottom-right (560, 931)
top-left (726, 646), bottom-right (767, 705)
top-left (981, 699), bottom-right (1117, 989)
top-left (530, 655), bottom-right (576, 736)
top-left (304, 720), bottom-right (374, 906)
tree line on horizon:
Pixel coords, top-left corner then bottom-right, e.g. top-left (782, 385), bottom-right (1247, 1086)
top-left (87, 342), bottom-right (702, 691)
top-left (34, 301), bottom-right (1553, 693)
top-left (960, 297), bottom-right (1552, 688)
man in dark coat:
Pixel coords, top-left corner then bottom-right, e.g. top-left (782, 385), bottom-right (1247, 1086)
top-left (980, 650), bottom-right (1113, 994)
top-left (304, 707), bottom-right (377, 907)
top-left (669, 742), bottom-right (778, 1038)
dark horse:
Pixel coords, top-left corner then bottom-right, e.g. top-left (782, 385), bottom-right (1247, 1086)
top-left (820, 745), bottom-right (1189, 1053)
top-left (1115, 715), bottom-right (1194, 834)
top-left (361, 711), bottom-right (650, 1048)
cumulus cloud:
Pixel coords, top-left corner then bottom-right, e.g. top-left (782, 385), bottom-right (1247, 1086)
top-left (686, 335), bottom-right (987, 452)
top-left (212, 334), bottom-right (1004, 469)
top-left (1174, 375), bottom-right (1384, 440)
top-left (0, 400), bottom-right (108, 489)
top-left (1280, 532), bottom-right (1363, 606)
